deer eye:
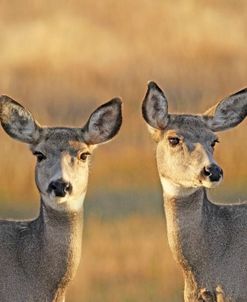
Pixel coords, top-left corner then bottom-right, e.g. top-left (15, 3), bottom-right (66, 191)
top-left (211, 139), bottom-right (219, 149)
top-left (79, 152), bottom-right (91, 161)
top-left (168, 137), bottom-right (180, 147)
top-left (33, 151), bottom-right (47, 162)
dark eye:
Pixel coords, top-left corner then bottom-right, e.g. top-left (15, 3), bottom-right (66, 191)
top-left (211, 139), bottom-right (219, 149)
top-left (79, 152), bottom-right (91, 161)
top-left (168, 137), bottom-right (180, 147)
top-left (33, 151), bottom-right (47, 162)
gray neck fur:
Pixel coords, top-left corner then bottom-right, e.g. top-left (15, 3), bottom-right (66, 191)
top-left (0, 93), bottom-right (123, 302)
top-left (141, 81), bottom-right (247, 301)
top-left (164, 188), bottom-right (247, 302)
top-left (0, 201), bottom-right (83, 302)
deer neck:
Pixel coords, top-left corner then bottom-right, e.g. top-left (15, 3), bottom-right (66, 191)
top-left (33, 200), bottom-right (83, 292)
top-left (163, 183), bottom-right (209, 288)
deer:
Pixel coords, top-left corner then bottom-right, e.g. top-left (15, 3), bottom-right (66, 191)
top-left (142, 81), bottom-right (247, 302)
top-left (0, 95), bottom-right (122, 302)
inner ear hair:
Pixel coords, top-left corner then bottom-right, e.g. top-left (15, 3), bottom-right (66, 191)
top-left (202, 88), bottom-right (247, 132)
top-left (0, 95), bottom-right (42, 144)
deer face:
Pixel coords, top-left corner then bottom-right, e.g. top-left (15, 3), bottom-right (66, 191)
top-left (142, 82), bottom-right (247, 197)
top-left (155, 115), bottom-right (222, 191)
top-left (31, 128), bottom-right (92, 211)
top-left (0, 96), bottom-right (122, 211)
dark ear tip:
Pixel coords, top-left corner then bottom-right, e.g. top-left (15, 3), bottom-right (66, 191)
top-left (105, 98), bottom-right (123, 115)
top-left (110, 97), bottom-right (122, 107)
top-left (0, 95), bottom-right (25, 110)
top-left (230, 87), bottom-right (247, 97)
top-left (147, 80), bottom-right (162, 91)
top-left (147, 81), bottom-right (158, 89)
top-left (0, 95), bottom-right (11, 105)
top-left (1, 95), bottom-right (14, 102)
top-left (0, 95), bottom-right (13, 116)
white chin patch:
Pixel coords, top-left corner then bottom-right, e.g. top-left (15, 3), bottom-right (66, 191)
top-left (201, 178), bottom-right (222, 189)
top-left (42, 193), bottom-right (85, 211)
top-left (160, 177), bottom-right (198, 198)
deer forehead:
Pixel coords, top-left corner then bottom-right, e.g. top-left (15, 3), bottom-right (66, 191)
top-left (32, 128), bottom-right (90, 154)
top-left (166, 114), bottom-right (217, 143)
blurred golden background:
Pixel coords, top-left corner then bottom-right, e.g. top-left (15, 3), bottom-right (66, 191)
top-left (0, 0), bottom-right (246, 301)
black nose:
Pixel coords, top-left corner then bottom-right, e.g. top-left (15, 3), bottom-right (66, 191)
top-left (48, 179), bottom-right (72, 197)
top-left (203, 164), bottom-right (223, 182)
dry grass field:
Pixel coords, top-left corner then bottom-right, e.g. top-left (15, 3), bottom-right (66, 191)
top-left (0, 0), bottom-right (246, 301)
top-left (67, 216), bottom-right (183, 302)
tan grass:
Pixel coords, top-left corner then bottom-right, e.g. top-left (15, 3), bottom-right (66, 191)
top-left (67, 215), bottom-right (183, 302)
top-left (0, 2), bottom-right (246, 300)
top-left (0, 0), bottom-right (246, 203)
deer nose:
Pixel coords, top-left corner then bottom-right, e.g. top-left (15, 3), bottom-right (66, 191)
top-left (48, 179), bottom-right (72, 197)
top-left (202, 164), bottom-right (223, 182)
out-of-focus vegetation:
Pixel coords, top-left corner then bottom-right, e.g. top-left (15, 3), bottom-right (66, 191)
top-left (67, 216), bottom-right (183, 302)
top-left (0, 0), bottom-right (246, 301)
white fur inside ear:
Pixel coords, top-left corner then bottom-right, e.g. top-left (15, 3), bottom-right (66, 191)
top-left (202, 89), bottom-right (247, 132)
top-left (0, 96), bottom-right (41, 143)
top-left (142, 82), bottom-right (169, 130)
top-left (89, 107), bottom-right (113, 136)
top-left (83, 108), bottom-right (113, 144)
top-left (83, 99), bottom-right (122, 145)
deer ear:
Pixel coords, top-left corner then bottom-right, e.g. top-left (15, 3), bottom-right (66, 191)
top-left (142, 81), bottom-right (169, 130)
top-left (0, 95), bottom-right (41, 144)
top-left (83, 98), bottom-right (122, 145)
top-left (202, 88), bottom-right (247, 132)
